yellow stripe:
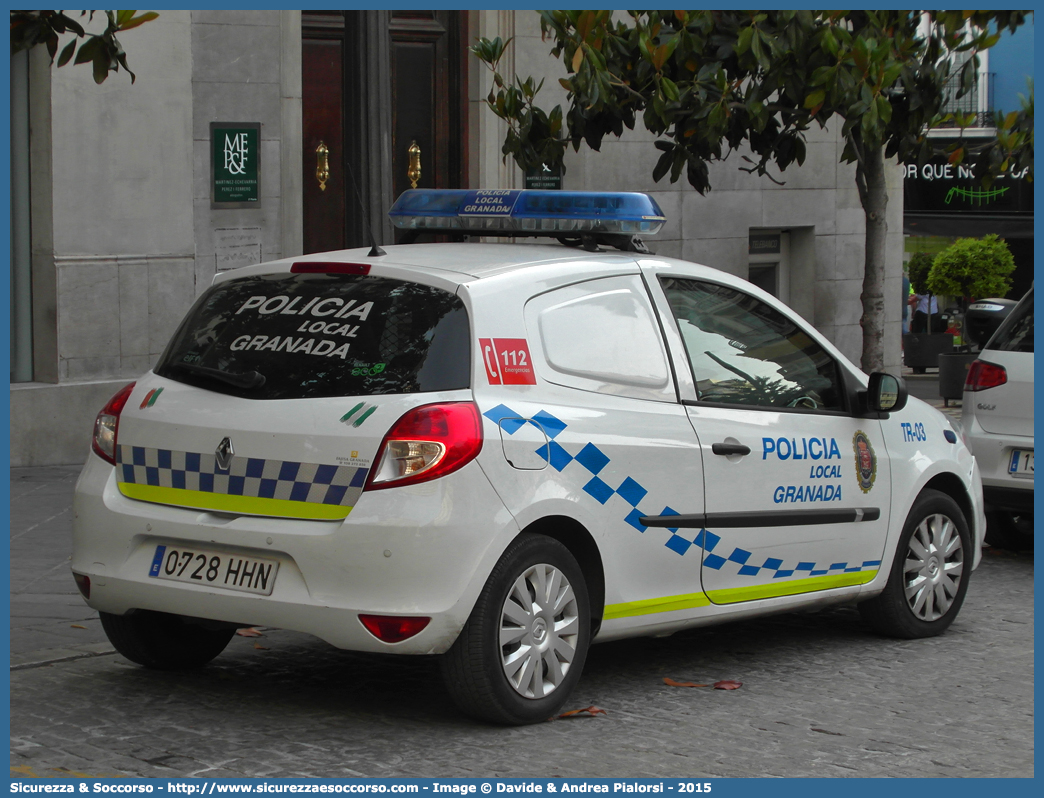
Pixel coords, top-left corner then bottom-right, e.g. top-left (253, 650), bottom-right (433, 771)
top-left (604, 590), bottom-right (712, 620)
top-left (705, 570), bottom-right (877, 604)
top-left (118, 483), bottom-right (351, 520)
top-left (603, 570), bottom-right (877, 620)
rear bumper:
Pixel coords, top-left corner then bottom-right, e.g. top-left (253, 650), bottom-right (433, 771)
top-left (71, 454), bottom-right (519, 655)
top-left (964, 418), bottom-right (1033, 506)
top-left (983, 486), bottom-right (1035, 515)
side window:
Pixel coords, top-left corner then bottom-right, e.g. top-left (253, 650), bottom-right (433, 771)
top-left (524, 274), bottom-right (673, 401)
top-left (660, 277), bottom-right (844, 411)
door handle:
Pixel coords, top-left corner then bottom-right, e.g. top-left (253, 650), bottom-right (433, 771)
top-left (315, 141), bottom-right (329, 192)
top-left (408, 140), bottom-right (421, 188)
top-left (711, 442), bottom-right (751, 456)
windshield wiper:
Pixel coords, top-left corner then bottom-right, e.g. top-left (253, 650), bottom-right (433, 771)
top-left (172, 362), bottom-right (266, 390)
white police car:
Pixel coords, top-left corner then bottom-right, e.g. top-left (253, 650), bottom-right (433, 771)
top-left (72, 190), bottom-right (984, 724)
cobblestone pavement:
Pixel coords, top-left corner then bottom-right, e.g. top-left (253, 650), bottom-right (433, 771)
top-left (9, 467), bottom-right (1034, 779)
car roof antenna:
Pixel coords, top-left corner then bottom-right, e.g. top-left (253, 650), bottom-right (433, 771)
top-left (345, 156), bottom-right (386, 257)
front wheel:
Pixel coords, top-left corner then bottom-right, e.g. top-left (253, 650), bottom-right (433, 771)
top-left (441, 534), bottom-right (591, 725)
top-left (100, 610), bottom-right (236, 669)
top-left (858, 489), bottom-right (971, 638)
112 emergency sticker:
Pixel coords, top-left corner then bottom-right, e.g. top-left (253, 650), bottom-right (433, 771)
top-left (480, 338), bottom-right (536, 385)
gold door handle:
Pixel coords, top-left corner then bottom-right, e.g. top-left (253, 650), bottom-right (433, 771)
top-left (315, 141), bottom-right (329, 192)
top-left (408, 140), bottom-right (421, 189)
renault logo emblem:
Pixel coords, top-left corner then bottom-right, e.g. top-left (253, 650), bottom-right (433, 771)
top-left (215, 437), bottom-right (234, 472)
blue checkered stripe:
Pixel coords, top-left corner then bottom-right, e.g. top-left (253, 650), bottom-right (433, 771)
top-left (484, 404), bottom-right (881, 578)
top-left (115, 444), bottom-right (368, 507)
top-left (696, 528), bottom-right (881, 577)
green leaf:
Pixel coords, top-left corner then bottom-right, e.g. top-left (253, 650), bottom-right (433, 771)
top-left (61, 14), bottom-right (85, 37)
top-left (120, 11), bottom-right (158, 31)
top-left (93, 49), bottom-right (110, 84)
top-left (736, 26), bottom-right (753, 55)
top-left (549, 105), bottom-right (563, 136)
top-left (876, 95), bottom-right (892, 125)
top-left (660, 77), bottom-right (679, 102)
top-left (882, 64), bottom-right (902, 88)
top-left (653, 147), bottom-right (673, 181)
top-left (697, 62), bottom-right (720, 82)
top-left (750, 30), bottom-right (765, 67)
top-left (116, 10), bottom-right (135, 27)
top-left (804, 89), bottom-right (825, 110)
top-left (74, 36), bottom-right (102, 65)
top-left (821, 27), bottom-right (837, 56)
top-left (810, 65), bottom-right (834, 87)
top-left (56, 38), bottom-right (76, 68)
top-left (852, 38), bottom-right (869, 73)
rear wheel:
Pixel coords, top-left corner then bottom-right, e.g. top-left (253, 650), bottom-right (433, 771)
top-left (441, 534), bottom-right (590, 725)
top-left (859, 489), bottom-right (971, 639)
top-left (100, 610), bottom-right (235, 669)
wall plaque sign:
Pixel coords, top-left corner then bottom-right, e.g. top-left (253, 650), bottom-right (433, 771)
top-left (211, 122), bottom-right (260, 208)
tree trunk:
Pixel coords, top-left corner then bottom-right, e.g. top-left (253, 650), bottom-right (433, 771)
top-left (858, 145), bottom-right (888, 374)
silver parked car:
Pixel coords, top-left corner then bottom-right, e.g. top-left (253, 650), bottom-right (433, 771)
top-left (961, 287), bottom-right (1034, 549)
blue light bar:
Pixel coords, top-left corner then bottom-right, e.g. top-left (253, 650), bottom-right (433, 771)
top-left (388, 189), bottom-right (666, 237)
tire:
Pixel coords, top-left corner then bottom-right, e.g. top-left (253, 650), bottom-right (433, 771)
top-left (858, 489), bottom-right (971, 639)
top-left (100, 610), bottom-right (235, 670)
top-left (441, 534), bottom-right (591, 725)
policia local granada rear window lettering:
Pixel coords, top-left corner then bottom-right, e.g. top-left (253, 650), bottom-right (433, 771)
top-left (156, 274), bottom-right (470, 399)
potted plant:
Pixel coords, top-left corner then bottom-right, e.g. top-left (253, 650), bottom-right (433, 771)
top-left (902, 251), bottom-right (952, 374)
top-left (928, 234), bottom-right (1015, 403)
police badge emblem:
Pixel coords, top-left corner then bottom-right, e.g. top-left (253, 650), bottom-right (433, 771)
top-left (852, 430), bottom-right (877, 493)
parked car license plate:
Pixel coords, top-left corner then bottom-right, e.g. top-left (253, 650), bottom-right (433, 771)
top-left (148, 545), bottom-right (278, 595)
top-left (1008, 449), bottom-right (1034, 479)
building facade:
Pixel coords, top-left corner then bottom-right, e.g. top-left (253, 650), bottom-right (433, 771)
top-left (10, 10), bottom-right (906, 465)
top-left (902, 17), bottom-right (1034, 300)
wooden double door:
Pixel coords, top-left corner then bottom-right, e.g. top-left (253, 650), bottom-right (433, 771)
top-left (302, 10), bottom-right (467, 254)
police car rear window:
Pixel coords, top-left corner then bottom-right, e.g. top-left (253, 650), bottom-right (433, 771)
top-left (155, 273), bottom-right (470, 400)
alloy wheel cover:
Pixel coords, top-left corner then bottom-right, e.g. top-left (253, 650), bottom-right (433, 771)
top-left (498, 562), bottom-right (580, 698)
top-left (904, 512), bottom-right (964, 621)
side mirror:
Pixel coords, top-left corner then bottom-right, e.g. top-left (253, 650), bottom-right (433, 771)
top-left (865, 372), bottom-right (908, 414)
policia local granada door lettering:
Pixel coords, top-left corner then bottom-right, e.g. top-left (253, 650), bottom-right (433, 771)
top-left (656, 276), bottom-right (891, 606)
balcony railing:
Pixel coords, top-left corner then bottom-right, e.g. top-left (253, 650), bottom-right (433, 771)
top-left (937, 69), bottom-right (996, 128)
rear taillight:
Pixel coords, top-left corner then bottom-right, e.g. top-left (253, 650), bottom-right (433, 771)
top-left (964, 360), bottom-right (1007, 392)
top-left (359, 614), bottom-right (430, 643)
top-left (366, 402), bottom-right (483, 490)
top-left (73, 572), bottom-right (91, 600)
top-left (92, 382), bottom-right (136, 465)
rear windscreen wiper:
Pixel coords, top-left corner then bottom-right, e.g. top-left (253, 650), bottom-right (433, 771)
top-left (172, 362), bottom-right (266, 390)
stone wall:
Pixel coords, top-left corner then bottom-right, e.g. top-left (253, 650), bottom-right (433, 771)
top-left (12, 10), bottom-right (303, 466)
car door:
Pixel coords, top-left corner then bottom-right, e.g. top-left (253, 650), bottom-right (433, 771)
top-left (469, 268), bottom-right (711, 629)
top-left (646, 270), bottom-right (892, 605)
